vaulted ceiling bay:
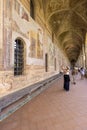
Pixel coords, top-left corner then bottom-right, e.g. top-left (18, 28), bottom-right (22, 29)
top-left (33, 0), bottom-right (87, 64)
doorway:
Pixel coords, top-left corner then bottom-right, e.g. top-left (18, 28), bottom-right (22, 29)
top-left (45, 53), bottom-right (48, 72)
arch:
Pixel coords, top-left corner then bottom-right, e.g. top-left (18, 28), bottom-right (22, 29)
top-left (14, 38), bottom-right (26, 76)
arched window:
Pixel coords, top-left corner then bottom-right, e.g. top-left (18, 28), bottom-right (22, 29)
top-left (14, 39), bottom-right (24, 76)
top-left (30, 0), bottom-right (35, 19)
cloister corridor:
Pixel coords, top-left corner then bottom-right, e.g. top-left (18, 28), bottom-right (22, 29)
top-left (0, 73), bottom-right (87, 130)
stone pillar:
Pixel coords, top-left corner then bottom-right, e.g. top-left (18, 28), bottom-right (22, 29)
top-left (0, 0), bottom-right (13, 70)
top-left (0, 0), bottom-right (4, 69)
top-left (0, 0), bottom-right (13, 93)
top-left (3, 0), bottom-right (13, 70)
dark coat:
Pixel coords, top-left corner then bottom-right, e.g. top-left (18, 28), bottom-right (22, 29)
top-left (64, 74), bottom-right (70, 91)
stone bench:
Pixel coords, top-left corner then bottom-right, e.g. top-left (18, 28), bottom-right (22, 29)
top-left (0, 73), bottom-right (62, 113)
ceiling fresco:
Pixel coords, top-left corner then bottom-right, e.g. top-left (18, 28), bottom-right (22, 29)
top-left (34, 0), bottom-right (87, 63)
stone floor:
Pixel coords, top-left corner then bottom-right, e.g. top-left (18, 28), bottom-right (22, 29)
top-left (0, 73), bottom-right (87, 130)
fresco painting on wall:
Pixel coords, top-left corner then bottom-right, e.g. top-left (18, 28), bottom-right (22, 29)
top-left (48, 42), bottom-right (55, 65)
top-left (14, 0), bottom-right (20, 15)
top-left (3, 28), bottom-right (12, 69)
top-left (3, 0), bottom-right (12, 69)
top-left (21, 7), bottom-right (29, 21)
top-left (37, 29), bottom-right (43, 59)
top-left (29, 37), bottom-right (36, 58)
top-left (14, 0), bottom-right (29, 21)
top-left (0, 49), bottom-right (2, 65)
top-left (5, 0), bottom-right (12, 18)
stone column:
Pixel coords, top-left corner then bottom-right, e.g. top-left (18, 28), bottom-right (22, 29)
top-left (3, 0), bottom-right (13, 70)
top-left (0, 0), bottom-right (13, 93)
top-left (0, 0), bottom-right (4, 69)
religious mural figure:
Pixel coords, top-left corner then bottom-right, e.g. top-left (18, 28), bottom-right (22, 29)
top-left (37, 29), bottom-right (43, 59)
top-left (5, 0), bottom-right (12, 19)
top-left (29, 37), bottom-right (36, 58)
top-left (48, 41), bottom-right (55, 65)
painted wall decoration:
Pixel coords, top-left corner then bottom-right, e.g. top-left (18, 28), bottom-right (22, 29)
top-left (4, 0), bottom-right (12, 19)
top-left (37, 29), bottom-right (43, 59)
top-left (14, 0), bottom-right (29, 21)
top-left (4, 28), bottom-right (12, 69)
top-left (29, 30), bottom-right (43, 59)
top-left (48, 37), bottom-right (55, 65)
top-left (14, 0), bottom-right (20, 15)
top-left (29, 36), bottom-right (36, 58)
top-left (0, 49), bottom-right (2, 69)
top-left (12, 0), bottom-right (31, 38)
top-left (3, 0), bottom-right (12, 69)
top-left (21, 7), bottom-right (29, 21)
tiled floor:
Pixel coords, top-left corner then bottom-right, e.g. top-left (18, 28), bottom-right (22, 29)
top-left (0, 74), bottom-right (87, 130)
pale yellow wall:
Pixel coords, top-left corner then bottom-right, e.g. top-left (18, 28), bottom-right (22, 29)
top-left (0, 0), bottom-right (69, 95)
top-left (0, 0), bottom-right (3, 69)
top-left (20, 0), bottom-right (30, 12)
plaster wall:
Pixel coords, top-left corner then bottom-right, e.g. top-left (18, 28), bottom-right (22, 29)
top-left (0, 0), bottom-right (69, 96)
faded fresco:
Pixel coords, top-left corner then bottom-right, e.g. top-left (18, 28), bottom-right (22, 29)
top-left (29, 36), bottom-right (36, 58)
top-left (4, 28), bottom-right (12, 68)
top-left (37, 29), bottom-right (43, 59)
top-left (12, 0), bottom-right (44, 60)
top-left (21, 7), bottom-right (29, 21)
top-left (48, 37), bottom-right (55, 66)
top-left (4, 0), bottom-right (12, 69)
top-left (12, 0), bottom-right (29, 36)
top-left (4, 0), bottom-right (12, 18)
top-left (29, 29), bottom-right (43, 59)
top-left (14, 0), bottom-right (29, 21)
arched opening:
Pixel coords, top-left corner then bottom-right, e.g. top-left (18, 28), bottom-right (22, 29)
top-left (14, 39), bottom-right (24, 76)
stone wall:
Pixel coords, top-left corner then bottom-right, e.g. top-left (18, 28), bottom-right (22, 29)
top-left (0, 0), bottom-right (69, 96)
top-left (0, 0), bottom-right (3, 69)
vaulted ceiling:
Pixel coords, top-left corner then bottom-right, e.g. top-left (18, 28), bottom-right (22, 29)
top-left (34, 0), bottom-right (87, 64)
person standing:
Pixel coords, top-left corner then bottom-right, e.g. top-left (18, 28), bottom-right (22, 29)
top-left (80, 67), bottom-right (85, 79)
top-left (63, 66), bottom-right (70, 91)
